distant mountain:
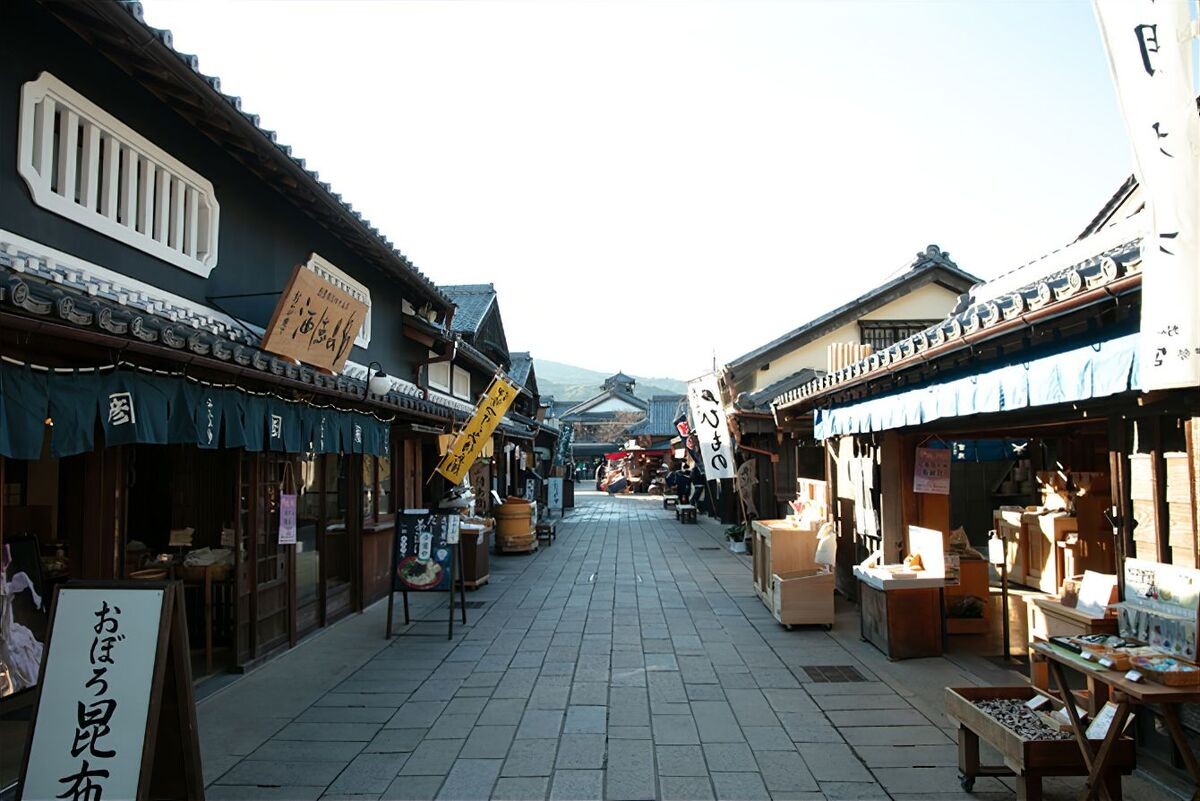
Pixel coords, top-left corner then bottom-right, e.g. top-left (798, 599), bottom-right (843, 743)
top-left (533, 359), bottom-right (687, 402)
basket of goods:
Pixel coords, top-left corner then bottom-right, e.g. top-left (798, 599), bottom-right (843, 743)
top-left (1129, 655), bottom-right (1200, 687)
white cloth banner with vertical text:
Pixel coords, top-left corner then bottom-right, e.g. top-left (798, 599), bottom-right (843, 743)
top-left (686, 373), bottom-right (737, 480)
top-left (1094, 0), bottom-right (1200, 390)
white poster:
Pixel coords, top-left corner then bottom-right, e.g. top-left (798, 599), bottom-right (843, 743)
top-left (524, 478), bottom-right (536, 501)
top-left (22, 588), bottom-right (164, 801)
top-left (547, 477), bottom-right (564, 511)
top-left (913, 447), bottom-right (951, 495)
top-left (686, 373), bottom-right (737, 480)
top-left (1095, 0), bottom-right (1200, 390)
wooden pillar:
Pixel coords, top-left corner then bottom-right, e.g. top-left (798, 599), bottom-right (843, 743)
top-left (1149, 417), bottom-right (1172, 565)
top-left (1107, 417), bottom-right (1133, 598)
top-left (880, 431), bottom-right (905, 561)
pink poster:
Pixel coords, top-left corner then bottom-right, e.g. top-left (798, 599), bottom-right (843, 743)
top-left (278, 493), bottom-right (297, 545)
top-left (913, 447), bottom-right (950, 495)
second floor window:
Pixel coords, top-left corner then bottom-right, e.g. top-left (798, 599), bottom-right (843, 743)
top-left (859, 320), bottom-right (939, 353)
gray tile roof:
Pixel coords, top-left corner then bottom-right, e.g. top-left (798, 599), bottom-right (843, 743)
top-left (57, 1), bottom-right (454, 312)
top-left (508, 352), bottom-right (533, 388)
top-left (626, 395), bottom-right (685, 437)
top-left (736, 370), bottom-right (821, 413)
top-left (441, 284), bottom-right (497, 334)
top-left (727, 245), bottom-right (979, 376)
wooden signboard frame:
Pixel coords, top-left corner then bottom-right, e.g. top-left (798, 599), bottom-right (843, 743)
top-left (17, 581), bottom-right (203, 801)
top-left (385, 514), bottom-right (468, 641)
top-left (261, 263), bottom-right (368, 375)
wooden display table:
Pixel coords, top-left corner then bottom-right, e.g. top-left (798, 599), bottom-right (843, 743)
top-left (677, 504), bottom-right (697, 523)
top-left (1027, 597), bottom-right (1118, 712)
top-left (750, 520), bottom-right (819, 603)
top-left (857, 575), bottom-right (944, 660)
top-left (1033, 642), bottom-right (1200, 801)
top-left (460, 524), bottom-right (492, 588)
top-left (946, 684), bottom-right (1134, 801)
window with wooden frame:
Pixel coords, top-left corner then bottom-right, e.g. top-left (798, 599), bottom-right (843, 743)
top-left (859, 320), bottom-right (940, 353)
top-left (427, 351), bottom-right (451, 393)
top-left (452, 365), bottom-right (471, 401)
top-left (361, 456), bottom-right (393, 522)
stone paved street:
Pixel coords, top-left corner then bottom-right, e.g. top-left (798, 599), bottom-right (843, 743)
top-left (198, 492), bottom-right (1177, 801)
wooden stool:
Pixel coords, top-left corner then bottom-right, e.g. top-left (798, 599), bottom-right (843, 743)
top-left (535, 522), bottom-right (556, 545)
top-left (663, 497), bottom-right (678, 510)
top-left (677, 504), bottom-right (697, 524)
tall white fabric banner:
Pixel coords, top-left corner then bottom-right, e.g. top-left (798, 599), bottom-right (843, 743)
top-left (687, 372), bottom-right (737, 480)
top-left (1094, 0), bottom-right (1200, 390)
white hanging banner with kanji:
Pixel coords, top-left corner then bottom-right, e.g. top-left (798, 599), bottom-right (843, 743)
top-left (1094, 0), bottom-right (1200, 390)
top-left (686, 372), bottom-right (737, 480)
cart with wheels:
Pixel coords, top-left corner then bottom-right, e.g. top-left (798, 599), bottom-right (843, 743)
top-left (945, 685), bottom-right (1134, 801)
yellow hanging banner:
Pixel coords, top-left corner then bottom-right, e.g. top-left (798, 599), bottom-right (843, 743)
top-left (435, 374), bottom-right (520, 484)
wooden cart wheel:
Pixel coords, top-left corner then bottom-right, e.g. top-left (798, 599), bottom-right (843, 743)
top-left (823, 624), bottom-right (833, 632)
top-left (959, 775), bottom-right (975, 793)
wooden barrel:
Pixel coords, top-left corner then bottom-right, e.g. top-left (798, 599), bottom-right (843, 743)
top-left (496, 499), bottom-right (533, 544)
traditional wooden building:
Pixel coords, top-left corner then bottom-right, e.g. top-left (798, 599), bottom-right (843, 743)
top-left (724, 245), bottom-right (978, 518)
top-left (560, 372), bottom-right (650, 465)
top-left (0, 0), bottom-right (498, 777)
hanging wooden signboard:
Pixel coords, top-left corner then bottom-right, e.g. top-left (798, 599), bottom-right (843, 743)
top-left (547, 477), bottom-right (563, 513)
top-left (261, 264), bottom-right (368, 374)
top-left (386, 512), bottom-right (467, 641)
top-left (18, 581), bottom-right (203, 801)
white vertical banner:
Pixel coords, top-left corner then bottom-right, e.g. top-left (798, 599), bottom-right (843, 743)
top-left (1094, 0), bottom-right (1200, 390)
top-left (687, 372), bottom-right (737, 480)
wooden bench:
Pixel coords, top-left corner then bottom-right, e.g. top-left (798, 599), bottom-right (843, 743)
top-left (663, 497), bottom-right (678, 510)
top-left (677, 504), bottom-right (697, 524)
top-left (535, 522), bottom-right (556, 545)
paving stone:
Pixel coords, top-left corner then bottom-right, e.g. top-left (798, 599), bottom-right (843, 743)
top-left (381, 774), bottom-right (445, 801)
top-left (652, 714), bottom-right (701, 745)
top-left (399, 738), bottom-right (465, 776)
top-left (490, 776), bottom-right (550, 801)
top-left (656, 745), bottom-right (708, 776)
top-left (570, 683), bottom-right (608, 705)
top-left (743, 726), bottom-right (796, 751)
top-left (650, 700), bottom-right (693, 716)
top-left (478, 698), bottom-right (527, 727)
top-left (216, 759), bottom-right (347, 787)
top-left (436, 758), bottom-right (503, 800)
top-left (275, 722), bottom-right (383, 742)
top-left (549, 770), bottom-right (604, 801)
top-left (607, 688), bottom-right (650, 726)
top-left (795, 743), bottom-right (873, 783)
top-left (207, 787), bottom-right (324, 801)
top-left (685, 684), bottom-right (727, 702)
top-left (776, 712), bottom-right (843, 744)
top-left (691, 701), bottom-right (744, 743)
top-left (660, 776), bottom-right (715, 801)
top-left (460, 725), bottom-right (518, 759)
top-left (563, 705), bottom-right (607, 734)
top-left (316, 693), bottom-right (411, 708)
top-left (827, 708), bottom-right (932, 728)
top-left (387, 702), bottom-right (447, 729)
top-left (605, 738), bottom-right (656, 800)
top-left (725, 689), bottom-right (780, 727)
top-left (248, 740), bottom-right (366, 762)
top-left (517, 709), bottom-right (564, 739)
top-left (702, 742), bottom-right (756, 773)
top-left (365, 728), bottom-right (427, 753)
top-left (818, 781), bottom-right (893, 800)
top-left (553, 734), bottom-right (606, 769)
top-left (606, 725), bottom-right (652, 739)
top-left (443, 697), bottom-right (490, 716)
top-left (328, 753), bottom-right (409, 794)
top-left (296, 706), bottom-right (398, 724)
top-left (760, 688), bottom-right (818, 713)
top-left (841, 725), bottom-right (952, 746)
top-left (815, 693), bottom-right (912, 711)
top-left (711, 771), bottom-right (770, 801)
top-left (427, 713), bottom-right (482, 739)
top-left (501, 739), bottom-right (559, 777)
top-left (754, 751), bottom-right (819, 792)
top-left (852, 744), bottom-right (959, 768)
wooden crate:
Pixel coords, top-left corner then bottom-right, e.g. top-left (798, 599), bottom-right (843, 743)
top-left (771, 568), bottom-right (834, 629)
top-left (946, 685), bottom-right (1135, 797)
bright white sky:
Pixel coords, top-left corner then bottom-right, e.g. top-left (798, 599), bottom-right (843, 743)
top-left (141, 0), bottom-right (1133, 380)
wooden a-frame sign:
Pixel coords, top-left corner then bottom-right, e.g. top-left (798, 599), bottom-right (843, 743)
top-left (17, 581), bottom-right (204, 801)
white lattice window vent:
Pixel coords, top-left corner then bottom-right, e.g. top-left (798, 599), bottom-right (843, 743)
top-left (17, 73), bottom-right (220, 278)
top-left (304, 252), bottom-right (371, 348)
